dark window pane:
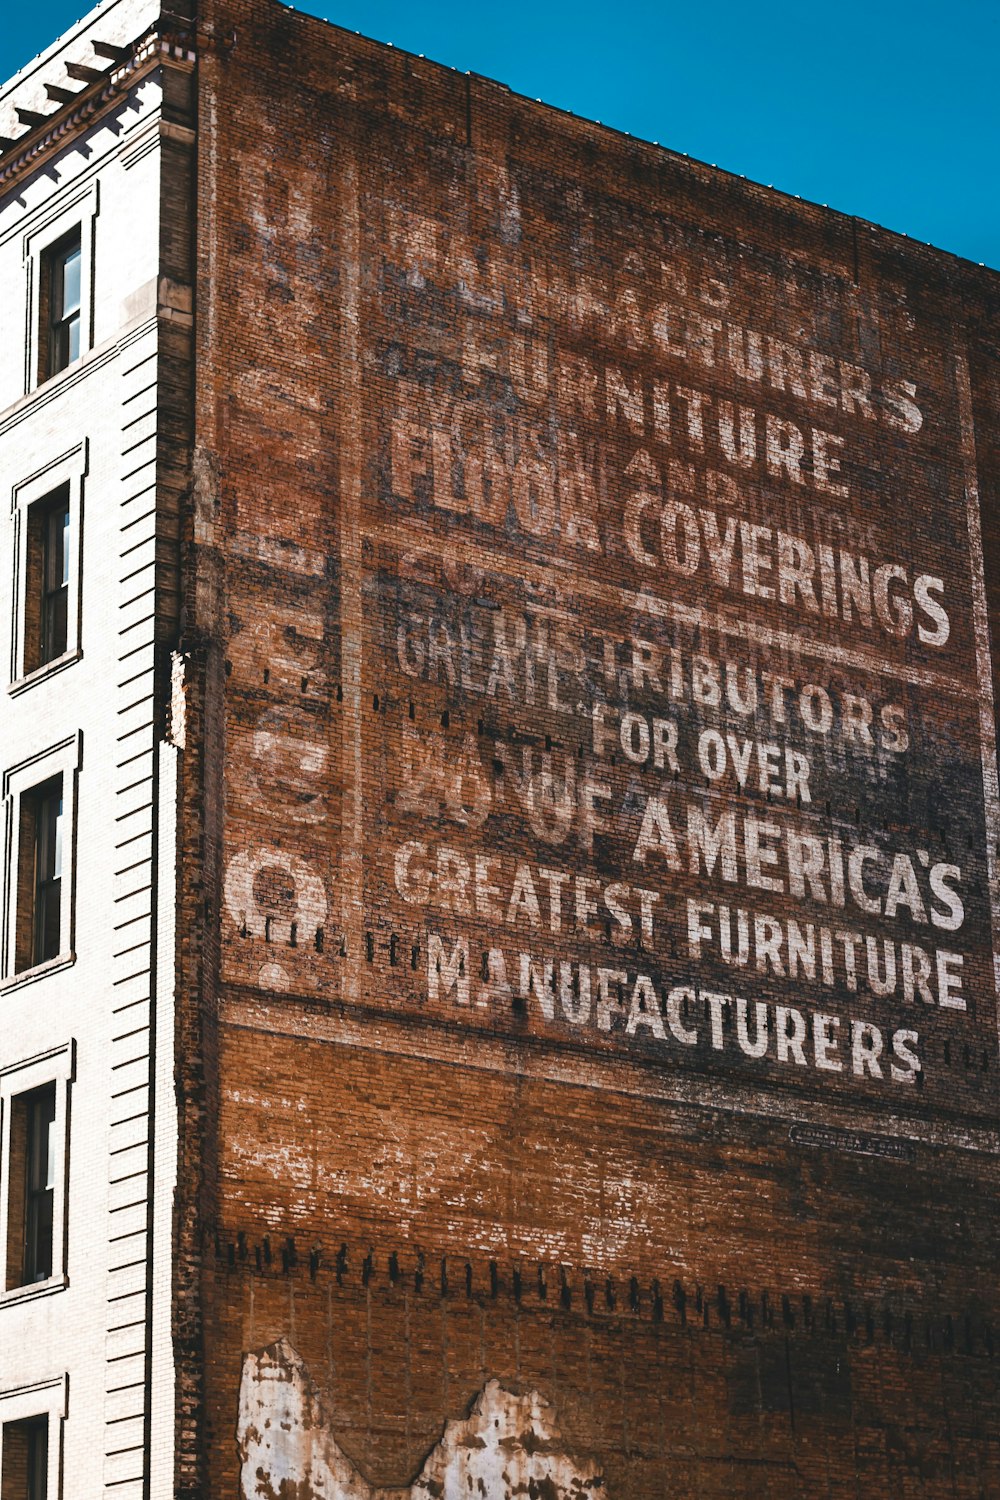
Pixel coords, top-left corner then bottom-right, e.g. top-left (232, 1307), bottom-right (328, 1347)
top-left (28, 1418), bottom-right (49, 1500)
top-left (24, 1085), bottom-right (56, 1284)
top-left (42, 590), bottom-right (68, 665)
top-left (45, 230), bottom-right (82, 376)
top-left (40, 495), bottom-right (69, 664)
top-left (1, 1418), bottom-right (49, 1500)
top-left (52, 320), bottom-right (70, 374)
top-left (33, 786), bottom-right (63, 966)
top-left (15, 777), bottom-right (66, 975)
top-left (36, 881), bottom-right (62, 967)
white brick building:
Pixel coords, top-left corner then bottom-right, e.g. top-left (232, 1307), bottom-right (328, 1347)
top-left (0, 4), bottom-right (192, 1493)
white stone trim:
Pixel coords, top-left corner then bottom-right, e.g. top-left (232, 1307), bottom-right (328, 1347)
top-left (0, 1370), bottom-right (68, 1498)
top-left (22, 180), bottom-right (99, 395)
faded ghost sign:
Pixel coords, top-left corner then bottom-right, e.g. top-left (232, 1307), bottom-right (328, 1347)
top-left (221, 158), bottom-right (999, 1133)
top-left (237, 1341), bottom-right (605, 1499)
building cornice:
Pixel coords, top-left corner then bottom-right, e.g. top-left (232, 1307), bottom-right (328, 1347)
top-left (0, 21), bottom-right (214, 192)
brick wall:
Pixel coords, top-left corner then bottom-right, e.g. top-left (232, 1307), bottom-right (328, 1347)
top-left (181, 1), bottom-right (1000, 1491)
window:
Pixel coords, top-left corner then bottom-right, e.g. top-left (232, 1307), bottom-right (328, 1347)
top-left (23, 181), bottom-right (97, 394)
top-left (21, 488), bottom-right (70, 675)
top-left (15, 779), bottom-right (63, 975)
top-left (2, 737), bottom-right (79, 984)
top-left (0, 1377), bottom-right (65, 1500)
top-left (39, 498), bottom-right (69, 667)
top-left (0, 1044), bottom-right (73, 1303)
top-left (1, 1417), bottom-right (48, 1500)
top-left (39, 230), bottom-right (81, 382)
top-left (10, 447), bottom-right (85, 687)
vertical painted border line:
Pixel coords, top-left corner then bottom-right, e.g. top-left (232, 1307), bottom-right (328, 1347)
top-left (953, 352), bottom-right (1000, 1054)
top-left (338, 152), bottom-right (363, 1002)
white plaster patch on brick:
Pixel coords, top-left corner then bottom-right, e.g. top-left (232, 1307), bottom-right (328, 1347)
top-left (237, 1338), bottom-right (606, 1500)
top-left (168, 650), bottom-right (187, 749)
top-left (237, 1340), bottom-right (367, 1500)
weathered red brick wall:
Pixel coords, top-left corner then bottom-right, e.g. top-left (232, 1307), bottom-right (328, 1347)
top-left (180, 1), bottom-right (1000, 1492)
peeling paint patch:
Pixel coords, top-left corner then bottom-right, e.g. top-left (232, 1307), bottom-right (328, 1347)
top-left (237, 1338), bottom-right (606, 1499)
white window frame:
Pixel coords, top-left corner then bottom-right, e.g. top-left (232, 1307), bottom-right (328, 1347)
top-left (0, 1372), bottom-right (67, 1497)
top-left (0, 734), bottom-right (82, 987)
top-left (23, 180), bottom-right (99, 394)
top-left (0, 1042), bottom-right (74, 1306)
top-left (8, 441), bottom-right (87, 690)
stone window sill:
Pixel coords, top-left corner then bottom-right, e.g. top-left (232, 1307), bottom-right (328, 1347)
top-left (9, 649), bottom-right (82, 697)
top-left (0, 953), bottom-right (76, 993)
top-left (0, 1275), bottom-right (68, 1310)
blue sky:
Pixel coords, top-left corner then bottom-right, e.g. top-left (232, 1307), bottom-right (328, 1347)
top-left (4, 0), bottom-right (998, 270)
